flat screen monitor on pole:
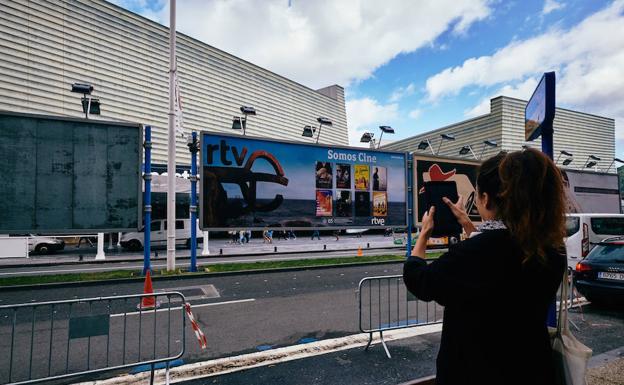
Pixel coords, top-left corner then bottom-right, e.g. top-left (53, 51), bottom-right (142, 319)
top-left (525, 71), bottom-right (556, 141)
top-left (0, 111), bottom-right (143, 233)
top-left (199, 132), bottom-right (407, 230)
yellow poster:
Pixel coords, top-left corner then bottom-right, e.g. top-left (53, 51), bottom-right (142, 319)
top-left (373, 192), bottom-right (387, 216)
top-left (354, 164), bottom-right (370, 191)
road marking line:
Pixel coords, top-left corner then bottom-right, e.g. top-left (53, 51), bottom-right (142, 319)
top-left (109, 298), bottom-right (255, 318)
top-left (74, 324), bottom-right (442, 385)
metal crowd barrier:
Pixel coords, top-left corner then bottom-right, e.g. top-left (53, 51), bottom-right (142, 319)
top-left (0, 292), bottom-right (186, 385)
top-left (358, 275), bottom-right (443, 358)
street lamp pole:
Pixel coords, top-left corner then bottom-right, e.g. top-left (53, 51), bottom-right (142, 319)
top-left (166, 0), bottom-right (177, 271)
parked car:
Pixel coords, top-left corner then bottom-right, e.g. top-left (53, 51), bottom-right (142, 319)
top-left (573, 236), bottom-right (624, 305)
top-left (120, 219), bottom-right (201, 251)
top-left (11, 234), bottom-right (65, 254)
top-left (565, 213), bottom-right (624, 268)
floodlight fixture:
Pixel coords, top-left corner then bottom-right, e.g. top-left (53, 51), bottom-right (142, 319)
top-left (437, 133), bottom-right (456, 154)
top-left (562, 158), bottom-right (573, 166)
top-left (377, 125), bottom-right (394, 148)
top-left (71, 83), bottom-right (93, 95)
top-left (418, 139), bottom-right (435, 155)
top-left (556, 150), bottom-right (574, 165)
top-left (231, 116), bottom-right (245, 131)
top-left (240, 106), bottom-right (256, 115)
top-left (479, 139), bottom-right (498, 159)
top-left (582, 154), bottom-right (601, 170)
top-left (315, 117), bottom-right (333, 143)
top-left (585, 161), bottom-right (597, 169)
top-left (589, 154), bottom-right (601, 161)
top-left (360, 132), bottom-right (374, 143)
top-left (302, 125), bottom-right (315, 138)
top-left (606, 157), bottom-right (624, 173)
top-left (81, 98), bottom-right (100, 116)
top-left (459, 145), bottom-right (477, 159)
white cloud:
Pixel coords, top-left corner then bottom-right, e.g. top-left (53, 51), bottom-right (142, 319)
top-left (408, 108), bottom-right (422, 119)
top-left (346, 97), bottom-right (399, 146)
top-left (426, 1), bottom-right (624, 139)
top-left (542, 0), bottom-right (565, 15)
top-left (389, 83), bottom-right (416, 102)
top-left (464, 77), bottom-right (538, 117)
top-left (137, 0), bottom-right (491, 89)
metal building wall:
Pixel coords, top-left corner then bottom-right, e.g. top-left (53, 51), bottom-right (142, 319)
top-left (384, 96), bottom-right (615, 171)
top-left (0, 0), bottom-right (348, 165)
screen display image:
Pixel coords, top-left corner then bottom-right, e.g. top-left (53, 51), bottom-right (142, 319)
top-left (200, 133), bottom-right (407, 229)
top-left (525, 72), bottom-right (555, 141)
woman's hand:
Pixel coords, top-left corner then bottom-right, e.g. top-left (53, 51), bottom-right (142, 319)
top-left (442, 196), bottom-right (476, 236)
top-left (420, 206), bottom-right (435, 238)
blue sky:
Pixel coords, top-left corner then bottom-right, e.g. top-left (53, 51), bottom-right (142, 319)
top-left (113, 0), bottom-right (624, 153)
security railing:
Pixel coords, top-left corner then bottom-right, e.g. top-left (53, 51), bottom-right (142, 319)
top-left (0, 292), bottom-right (186, 385)
top-left (358, 275), bottom-right (442, 358)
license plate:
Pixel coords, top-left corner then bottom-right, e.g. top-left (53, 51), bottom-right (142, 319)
top-left (598, 272), bottom-right (624, 281)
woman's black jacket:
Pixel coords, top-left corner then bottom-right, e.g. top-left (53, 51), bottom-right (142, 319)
top-left (403, 229), bottom-right (566, 385)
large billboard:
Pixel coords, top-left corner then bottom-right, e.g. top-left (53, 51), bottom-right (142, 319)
top-left (0, 111), bottom-right (142, 233)
top-left (200, 133), bottom-right (407, 230)
top-left (413, 155), bottom-right (481, 225)
top-left (525, 71), bottom-right (555, 141)
top-left (563, 169), bottom-right (620, 213)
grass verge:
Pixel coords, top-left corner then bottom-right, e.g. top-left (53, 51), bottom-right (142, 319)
top-left (0, 252), bottom-right (442, 287)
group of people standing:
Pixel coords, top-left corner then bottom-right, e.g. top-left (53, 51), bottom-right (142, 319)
top-left (228, 230), bottom-right (251, 244)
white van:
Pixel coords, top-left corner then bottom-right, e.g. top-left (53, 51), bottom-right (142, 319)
top-left (120, 219), bottom-right (201, 251)
top-left (565, 213), bottom-right (624, 267)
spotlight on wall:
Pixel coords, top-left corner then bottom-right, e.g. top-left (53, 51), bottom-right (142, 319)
top-left (71, 83), bottom-right (99, 118)
top-left (583, 154), bottom-right (601, 170)
top-left (606, 157), bottom-right (624, 173)
top-left (315, 117), bottom-right (333, 144)
top-left (360, 132), bottom-right (374, 143)
top-left (459, 145), bottom-right (477, 159)
top-left (562, 158), bottom-right (573, 166)
top-left (232, 105), bottom-right (256, 135)
top-left (240, 106), bottom-right (256, 115)
top-left (302, 125), bottom-right (315, 138)
top-left (479, 139), bottom-right (498, 159)
top-left (556, 150), bottom-right (574, 165)
top-left (437, 133), bottom-right (455, 155)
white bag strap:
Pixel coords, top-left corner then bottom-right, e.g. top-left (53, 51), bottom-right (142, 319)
top-left (557, 268), bottom-right (570, 334)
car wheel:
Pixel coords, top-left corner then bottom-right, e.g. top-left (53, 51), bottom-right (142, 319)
top-left (128, 240), bottom-right (143, 251)
top-left (35, 244), bottom-right (50, 254)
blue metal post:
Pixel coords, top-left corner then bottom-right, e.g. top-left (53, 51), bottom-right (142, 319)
top-left (189, 131), bottom-right (198, 272)
top-left (143, 126), bottom-right (153, 275)
top-left (406, 155), bottom-right (413, 258)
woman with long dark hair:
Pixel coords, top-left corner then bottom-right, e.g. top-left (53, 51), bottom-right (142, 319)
top-left (404, 148), bottom-right (567, 385)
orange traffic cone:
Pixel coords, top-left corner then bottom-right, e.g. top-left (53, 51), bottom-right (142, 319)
top-left (138, 270), bottom-right (159, 310)
top-left (357, 247), bottom-right (363, 257)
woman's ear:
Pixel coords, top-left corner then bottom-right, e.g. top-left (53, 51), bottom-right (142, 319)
top-left (481, 192), bottom-right (492, 210)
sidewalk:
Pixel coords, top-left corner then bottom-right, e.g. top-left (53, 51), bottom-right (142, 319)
top-left (0, 234), bottom-right (406, 268)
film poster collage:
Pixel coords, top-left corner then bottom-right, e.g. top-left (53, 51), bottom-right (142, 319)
top-left (315, 161), bottom-right (388, 219)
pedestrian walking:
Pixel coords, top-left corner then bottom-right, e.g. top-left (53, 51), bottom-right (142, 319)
top-left (311, 229), bottom-right (320, 240)
top-left (267, 230), bottom-right (273, 243)
top-left (245, 230), bottom-right (251, 243)
top-left (288, 230), bottom-right (296, 240)
top-left (262, 228), bottom-right (269, 243)
top-left (403, 149), bottom-right (568, 385)
top-left (333, 230), bottom-right (340, 241)
top-left (239, 230), bottom-right (245, 245)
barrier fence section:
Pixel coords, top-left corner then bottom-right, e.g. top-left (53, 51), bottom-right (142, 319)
top-left (0, 291), bottom-right (186, 385)
top-left (358, 275), bottom-right (442, 358)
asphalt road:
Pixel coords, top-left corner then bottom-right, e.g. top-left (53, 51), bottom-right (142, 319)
top-left (1, 262), bottom-right (427, 383)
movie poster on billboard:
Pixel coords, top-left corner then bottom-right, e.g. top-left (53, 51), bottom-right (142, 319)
top-left (372, 166), bottom-right (387, 191)
top-left (335, 190), bottom-right (352, 217)
top-left (355, 165), bottom-right (370, 191)
top-left (413, 155), bottom-right (481, 224)
top-left (336, 163), bottom-right (351, 189)
top-left (373, 192), bottom-right (387, 217)
top-left (200, 132), bottom-right (407, 229)
top-left (315, 190), bottom-right (333, 216)
top-left (315, 161), bottom-right (333, 189)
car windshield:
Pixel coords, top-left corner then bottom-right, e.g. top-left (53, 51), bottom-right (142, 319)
top-left (586, 244), bottom-right (624, 263)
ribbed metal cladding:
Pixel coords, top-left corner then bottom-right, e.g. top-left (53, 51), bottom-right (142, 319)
top-left (0, 0), bottom-right (348, 165)
top-left (384, 96), bottom-right (615, 171)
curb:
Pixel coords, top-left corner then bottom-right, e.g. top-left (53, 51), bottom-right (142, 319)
top-left (0, 245), bottom-right (405, 269)
top-left (0, 259), bottom-right (407, 291)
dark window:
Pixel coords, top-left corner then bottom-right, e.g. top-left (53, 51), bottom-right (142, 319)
top-left (176, 220), bottom-right (184, 229)
top-left (565, 217), bottom-right (580, 237)
top-left (150, 221), bottom-right (160, 231)
top-left (591, 217), bottom-right (624, 235)
top-left (587, 244), bottom-right (624, 263)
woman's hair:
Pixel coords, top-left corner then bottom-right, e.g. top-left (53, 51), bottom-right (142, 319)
top-left (476, 148), bottom-right (566, 262)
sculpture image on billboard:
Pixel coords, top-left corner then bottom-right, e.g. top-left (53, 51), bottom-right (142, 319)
top-left (413, 155), bottom-right (482, 225)
top-left (200, 133), bottom-right (407, 230)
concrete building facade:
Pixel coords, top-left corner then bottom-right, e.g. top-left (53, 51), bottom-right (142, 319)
top-left (0, 0), bottom-right (348, 165)
top-left (384, 96), bottom-right (616, 172)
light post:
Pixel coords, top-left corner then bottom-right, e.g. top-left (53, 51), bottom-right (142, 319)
top-left (606, 157), bottom-right (624, 173)
top-left (555, 150), bottom-right (573, 165)
top-left (232, 106), bottom-right (256, 135)
top-left (71, 83), bottom-right (100, 119)
top-left (417, 139), bottom-right (435, 155)
top-left (582, 154), bottom-right (601, 171)
top-left (315, 117), bottom-right (332, 144)
top-left (377, 126), bottom-right (394, 148)
top-left (187, 132), bottom-right (199, 272)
